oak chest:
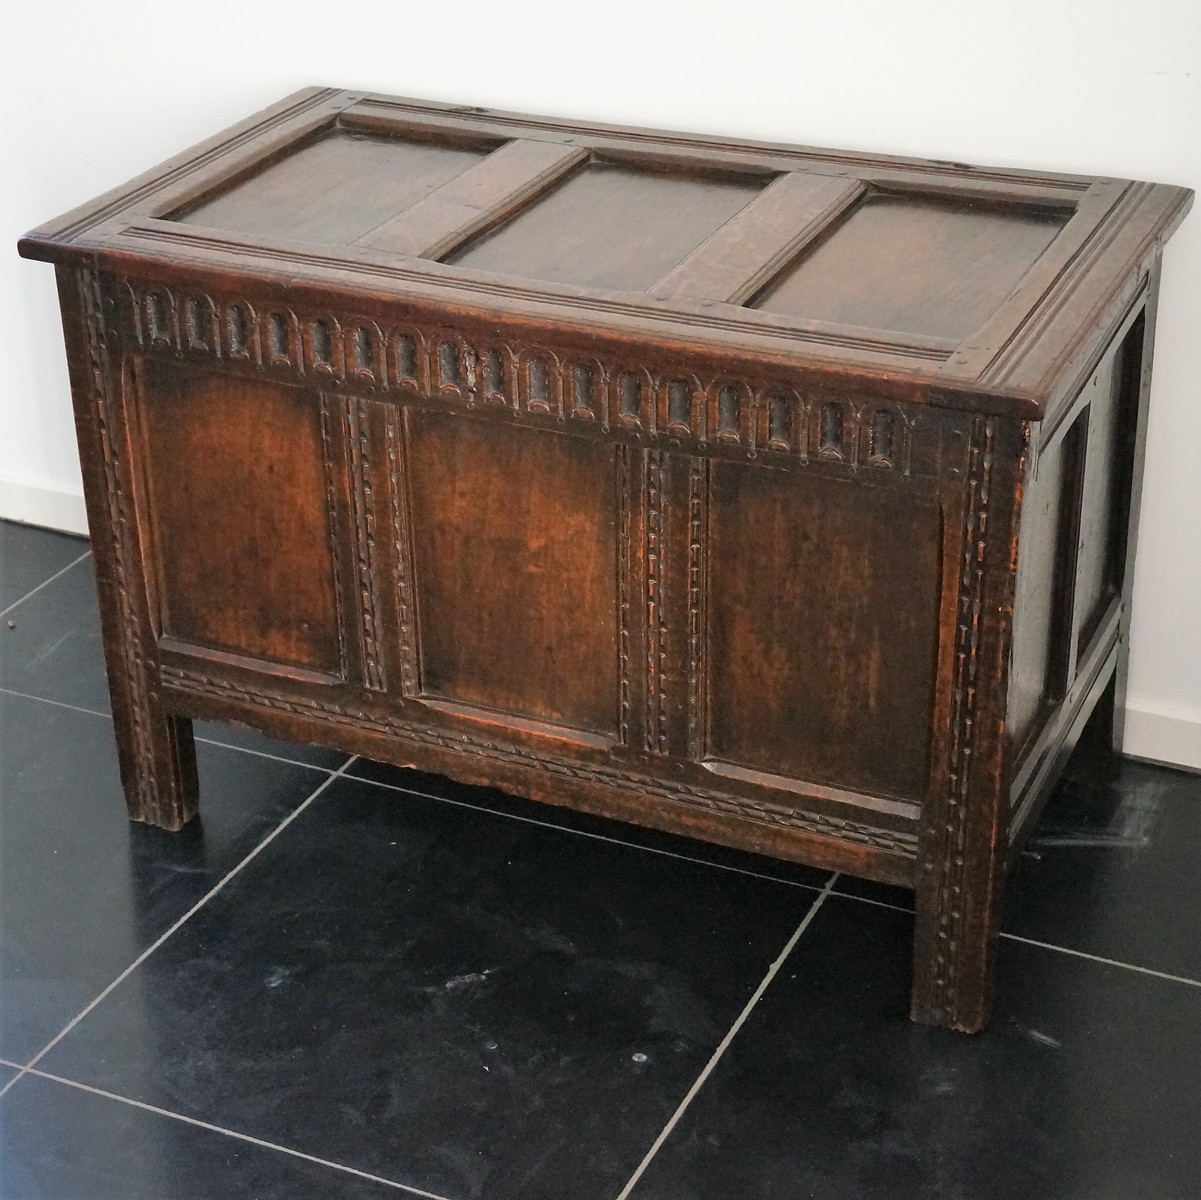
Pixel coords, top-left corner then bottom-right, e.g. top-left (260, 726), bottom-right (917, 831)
top-left (20, 88), bottom-right (1192, 1031)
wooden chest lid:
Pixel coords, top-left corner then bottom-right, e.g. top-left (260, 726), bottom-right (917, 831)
top-left (20, 87), bottom-right (1192, 418)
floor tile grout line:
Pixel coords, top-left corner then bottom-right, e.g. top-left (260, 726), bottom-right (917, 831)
top-left (827, 890), bottom-right (1201, 988)
top-left (613, 873), bottom-right (841, 1200)
top-left (2, 756), bottom-right (359, 1099)
top-left (13, 1065), bottom-right (453, 1199)
top-left (830, 888), bottom-right (913, 914)
top-left (348, 769), bottom-right (834, 893)
top-left (0, 687), bottom-right (110, 721)
top-left (997, 931), bottom-right (1201, 988)
top-left (0, 685), bottom-right (344, 774)
top-left (192, 736), bottom-right (344, 773)
top-left (0, 548), bottom-right (92, 619)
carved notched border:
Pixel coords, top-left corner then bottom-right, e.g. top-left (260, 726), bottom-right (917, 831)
top-left (344, 395), bottom-right (387, 692)
top-left (159, 663), bottom-right (920, 858)
top-left (122, 278), bottom-right (950, 483)
top-left (79, 269), bottom-right (161, 815)
top-left (922, 414), bottom-right (995, 1020)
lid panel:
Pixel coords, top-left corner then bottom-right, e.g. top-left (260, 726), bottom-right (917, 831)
top-left (22, 87), bottom-right (1190, 418)
top-left (751, 195), bottom-right (1068, 340)
top-left (173, 130), bottom-right (487, 246)
top-left (444, 162), bottom-right (767, 292)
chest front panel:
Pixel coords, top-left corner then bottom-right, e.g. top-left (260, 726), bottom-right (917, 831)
top-left (117, 275), bottom-right (975, 864)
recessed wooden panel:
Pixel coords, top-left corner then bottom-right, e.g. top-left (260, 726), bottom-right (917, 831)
top-left (706, 464), bottom-right (942, 800)
top-left (1008, 432), bottom-right (1072, 750)
top-left (137, 360), bottom-right (341, 672)
top-left (174, 130), bottom-right (486, 245)
top-left (1075, 317), bottom-right (1143, 654)
top-left (406, 412), bottom-right (619, 736)
top-left (752, 195), bottom-right (1067, 340)
top-left (1008, 442), bottom-right (1066, 749)
top-left (445, 162), bottom-right (766, 292)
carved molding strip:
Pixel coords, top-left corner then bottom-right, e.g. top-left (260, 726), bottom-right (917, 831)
top-left (926, 414), bottom-right (995, 1017)
top-left (318, 395), bottom-right (351, 681)
top-left (384, 405), bottom-right (420, 696)
top-left (644, 450), bottom-right (668, 754)
top-left (121, 279), bottom-right (945, 483)
top-left (158, 664), bottom-right (920, 858)
top-left (79, 269), bottom-right (158, 814)
top-left (687, 457), bottom-right (708, 760)
top-left (345, 395), bottom-right (386, 691)
top-left (616, 444), bottom-right (633, 748)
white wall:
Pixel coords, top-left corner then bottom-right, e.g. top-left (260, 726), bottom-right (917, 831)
top-left (3, 0), bottom-right (1198, 767)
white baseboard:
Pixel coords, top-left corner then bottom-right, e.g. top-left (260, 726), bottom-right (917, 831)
top-left (1121, 705), bottom-right (1201, 774)
top-left (0, 475), bottom-right (89, 536)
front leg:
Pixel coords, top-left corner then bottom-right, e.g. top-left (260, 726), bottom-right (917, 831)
top-left (102, 649), bottom-right (199, 832)
top-left (910, 778), bottom-right (1007, 1033)
top-left (57, 265), bottom-right (199, 831)
top-left (910, 413), bottom-right (1019, 1032)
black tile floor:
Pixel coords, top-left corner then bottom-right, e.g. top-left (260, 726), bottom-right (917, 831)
top-left (0, 518), bottom-right (1198, 1199)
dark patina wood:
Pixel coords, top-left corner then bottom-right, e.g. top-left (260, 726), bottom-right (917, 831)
top-left (20, 88), bottom-right (1192, 1032)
